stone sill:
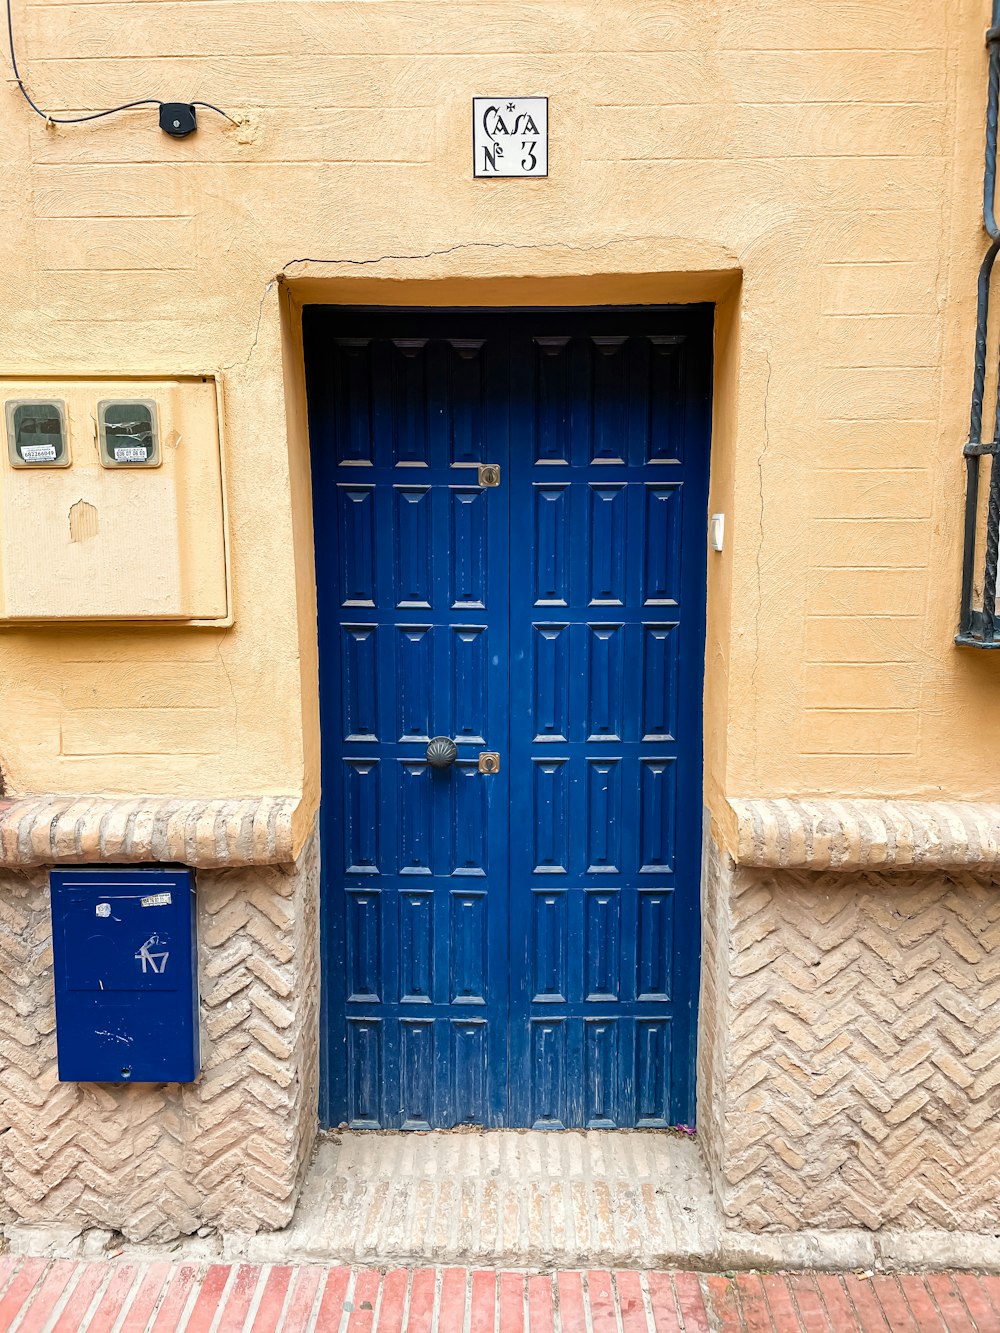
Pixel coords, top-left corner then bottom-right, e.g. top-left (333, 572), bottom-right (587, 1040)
top-left (728, 797), bottom-right (1000, 874)
top-left (0, 794), bottom-right (300, 868)
top-left (4, 792), bottom-right (997, 875)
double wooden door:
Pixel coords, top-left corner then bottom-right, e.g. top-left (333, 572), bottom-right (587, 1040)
top-left (305, 307), bottom-right (712, 1129)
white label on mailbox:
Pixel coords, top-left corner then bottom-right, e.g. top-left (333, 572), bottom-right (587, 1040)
top-left (473, 97), bottom-right (548, 177)
top-left (141, 892), bottom-right (172, 908)
top-left (113, 445), bottom-right (148, 463)
top-left (21, 443), bottom-right (57, 462)
top-left (95, 902), bottom-right (111, 918)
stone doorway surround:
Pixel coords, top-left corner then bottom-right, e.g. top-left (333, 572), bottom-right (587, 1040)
top-left (1, 793), bottom-right (1000, 1263)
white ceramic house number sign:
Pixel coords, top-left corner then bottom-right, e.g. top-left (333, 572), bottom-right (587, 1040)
top-left (473, 97), bottom-right (548, 178)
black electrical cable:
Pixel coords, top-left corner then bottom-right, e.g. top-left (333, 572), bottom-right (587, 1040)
top-left (5, 0), bottom-right (236, 125)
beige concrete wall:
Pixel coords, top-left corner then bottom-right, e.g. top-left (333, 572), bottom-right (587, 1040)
top-left (0, 0), bottom-right (994, 830)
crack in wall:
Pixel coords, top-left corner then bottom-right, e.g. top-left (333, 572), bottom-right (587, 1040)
top-left (230, 234), bottom-right (740, 372)
top-left (215, 633), bottom-right (239, 740)
top-left (224, 279), bottom-right (276, 372)
top-left (279, 234), bottom-right (722, 273)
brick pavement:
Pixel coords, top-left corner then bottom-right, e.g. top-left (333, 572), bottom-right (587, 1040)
top-left (0, 1256), bottom-right (998, 1330)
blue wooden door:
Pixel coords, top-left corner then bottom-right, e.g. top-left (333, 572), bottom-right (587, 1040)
top-left (507, 315), bottom-right (711, 1128)
top-left (306, 308), bottom-right (712, 1130)
top-left (306, 315), bottom-right (511, 1128)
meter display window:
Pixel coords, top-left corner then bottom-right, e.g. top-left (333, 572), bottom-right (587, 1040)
top-left (5, 400), bottom-right (69, 468)
top-left (98, 400), bottom-right (160, 467)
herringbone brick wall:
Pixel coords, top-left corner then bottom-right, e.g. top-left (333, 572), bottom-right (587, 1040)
top-left (0, 831), bottom-right (319, 1242)
top-left (699, 834), bottom-right (1000, 1233)
top-left (696, 829), bottom-right (728, 1202)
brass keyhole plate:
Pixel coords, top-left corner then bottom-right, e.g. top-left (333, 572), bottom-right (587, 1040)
top-left (478, 752), bottom-right (500, 774)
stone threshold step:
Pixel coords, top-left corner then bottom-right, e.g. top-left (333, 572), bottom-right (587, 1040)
top-left (7, 1130), bottom-right (1000, 1275)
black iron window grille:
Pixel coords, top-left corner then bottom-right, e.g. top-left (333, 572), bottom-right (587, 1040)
top-left (959, 9), bottom-right (1000, 647)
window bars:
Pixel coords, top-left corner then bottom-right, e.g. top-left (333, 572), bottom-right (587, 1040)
top-left (959, 6), bottom-right (1000, 647)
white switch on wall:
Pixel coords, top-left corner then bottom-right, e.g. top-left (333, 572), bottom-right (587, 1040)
top-left (710, 513), bottom-right (725, 552)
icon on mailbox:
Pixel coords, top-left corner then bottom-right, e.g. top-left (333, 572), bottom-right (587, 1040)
top-left (49, 867), bottom-right (200, 1084)
top-left (135, 933), bottom-right (170, 974)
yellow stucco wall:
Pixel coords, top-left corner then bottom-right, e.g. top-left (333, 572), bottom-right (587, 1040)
top-left (0, 0), bottom-right (995, 841)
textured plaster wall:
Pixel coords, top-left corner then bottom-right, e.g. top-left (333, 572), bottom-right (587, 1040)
top-left (0, 833), bottom-right (320, 1241)
top-left (0, 0), bottom-right (994, 824)
top-left (698, 831), bottom-right (1000, 1233)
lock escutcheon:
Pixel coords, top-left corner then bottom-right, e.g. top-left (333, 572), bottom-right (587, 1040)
top-left (478, 463), bottom-right (500, 487)
top-left (478, 752), bottom-right (500, 774)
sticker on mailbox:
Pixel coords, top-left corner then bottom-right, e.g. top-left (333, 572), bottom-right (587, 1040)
top-left (141, 892), bottom-right (172, 908)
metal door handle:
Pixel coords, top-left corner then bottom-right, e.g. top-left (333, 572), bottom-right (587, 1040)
top-left (426, 736), bottom-right (458, 768)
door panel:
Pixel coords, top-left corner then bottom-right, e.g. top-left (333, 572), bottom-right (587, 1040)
top-left (307, 316), bottom-right (511, 1128)
top-left (507, 315), bottom-right (711, 1129)
top-left (306, 307), bottom-right (712, 1130)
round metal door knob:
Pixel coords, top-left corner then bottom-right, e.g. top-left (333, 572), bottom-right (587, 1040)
top-left (426, 736), bottom-right (458, 768)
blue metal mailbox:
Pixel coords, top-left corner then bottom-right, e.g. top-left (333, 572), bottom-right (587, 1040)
top-left (49, 866), bottom-right (199, 1083)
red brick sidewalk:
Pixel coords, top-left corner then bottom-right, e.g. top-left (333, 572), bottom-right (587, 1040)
top-left (0, 1257), bottom-right (997, 1330)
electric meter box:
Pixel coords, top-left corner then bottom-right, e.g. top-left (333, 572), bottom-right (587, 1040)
top-left (6, 399), bottom-right (70, 468)
top-left (0, 376), bottom-right (229, 622)
top-left (49, 866), bottom-right (200, 1084)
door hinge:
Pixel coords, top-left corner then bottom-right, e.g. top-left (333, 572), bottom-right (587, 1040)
top-left (478, 463), bottom-right (500, 487)
top-left (478, 752), bottom-right (500, 774)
